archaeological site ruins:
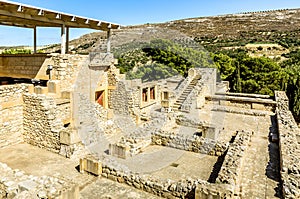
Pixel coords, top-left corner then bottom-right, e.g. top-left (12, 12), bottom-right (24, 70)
top-left (0, 1), bottom-right (299, 199)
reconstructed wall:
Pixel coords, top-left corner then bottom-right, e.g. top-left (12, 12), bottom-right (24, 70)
top-left (0, 54), bottom-right (52, 79)
top-left (52, 54), bottom-right (89, 92)
top-left (275, 91), bottom-right (300, 198)
top-left (23, 93), bottom-right (66, 153)
top-left (0, 84), bottom-right (29, 137)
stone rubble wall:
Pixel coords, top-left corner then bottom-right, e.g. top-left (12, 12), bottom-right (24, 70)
top-left (175, 114), bottom-right (209, 129)
top-left (0, 84), bottom-right (29, 137)
top-left (110, 81), bottom-right (130, 115)
top-left (80, 155), bottom-right (235, 199)
top-left (52, 54), bottom-right (89, 92)
top-left (151, 131), bottom-right (228, 156)
top-left (23, 93), bottom-right (66, 153)
top-left (100, 159), bottom-right (210, 198)
top-left (275, 91), bottom-right (300, 198)
top-left (216, 130), bottom-right (253, 185)
top-left (0, 162), bottom-right (78, 199)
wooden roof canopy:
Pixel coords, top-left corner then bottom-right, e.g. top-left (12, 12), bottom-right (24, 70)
top-left (0, 0), bottom-right (120, 31)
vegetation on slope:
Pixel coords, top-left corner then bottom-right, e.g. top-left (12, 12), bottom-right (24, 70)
top-left (115, 39), bottom-right (300, 121)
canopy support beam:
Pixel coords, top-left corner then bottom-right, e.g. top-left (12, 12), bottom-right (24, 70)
top-left (33, 26), bottom-right (37, 53)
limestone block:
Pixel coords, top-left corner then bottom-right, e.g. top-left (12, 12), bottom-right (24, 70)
top-left (109, 143), bottom-right (128, 159)
top-left (47, 80), bottom-right (61, 97)
top-left (219, 100), bottom-right (230, 106)
top-left (251, 103), bottom-right (266, 110)
top-left (61, 91), bottom-right (71, 99)
top-left (34, 86), bottom-right (48, 95)
top-left (27, 84), bottom-right (34, 94)
top-left (79, 157), bottom-right (102, 176)
top-left (204, 127), bottom-right (218, 140)
top-left (60, 130), bottom-right (79, 145)
top-left (18, 180), bottom-right (38, 192)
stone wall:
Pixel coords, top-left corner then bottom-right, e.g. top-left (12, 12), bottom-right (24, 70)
top-left (110, 81), bottom-right (130, 115)
top-left (151, 132), bottom-right (228, 156)
top-left (80, 155), bottom-right (235, 199)
top-left (23, 93), bottom-right (66, 153)
top-left (0, 162), bottom-right (78, 199)
top-left (275, 91), bottom-right (300, 198)
top-left (216, 130), bottom-right (253, 185)
top-left (0, 54), bottom-right (52, 79)
top-left (206, 94), bottom-right (276, 112)
top-left (0, 84), bottom-right (29, 137)
top-left (52, 54), bottom-right (89, 92)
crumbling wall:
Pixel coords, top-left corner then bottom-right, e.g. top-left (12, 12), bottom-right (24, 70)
top-left (0, 162), bottom-right (78, 199)
top-left (80, 155), bottom-right (234, 199)
top-left (23, 93), bottom-right (65, 153)
top-left (275, 91), bottom-right (300, 198)
top-left (152, 132), bottom-right (228, 156)
top-left (216, 131), bottom-right (253, 185)
top-left (0, 84), bottom-right (29, 137)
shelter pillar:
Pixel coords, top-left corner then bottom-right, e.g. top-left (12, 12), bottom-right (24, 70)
top-left (66, 26), bottom-right (69, 54)
top-left (107, 28), bottom-right (111, 53)
top-left (61, 24), bottom-right (66, 55)
top-left (33, 26), bottom-right (37, 53)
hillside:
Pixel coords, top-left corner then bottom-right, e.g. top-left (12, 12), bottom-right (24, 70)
top-left (43, 8), bottom-right (300, 54)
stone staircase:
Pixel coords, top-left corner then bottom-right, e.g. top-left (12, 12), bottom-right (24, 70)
top-left (172, 75), bottom-right (201, 111)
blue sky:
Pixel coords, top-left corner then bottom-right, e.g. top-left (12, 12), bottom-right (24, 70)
top-left (1, 0), bottom-right (300, 46)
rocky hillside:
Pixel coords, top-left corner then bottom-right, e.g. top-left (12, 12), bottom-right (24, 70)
top-left (43, 8), bottom-right (300, 54)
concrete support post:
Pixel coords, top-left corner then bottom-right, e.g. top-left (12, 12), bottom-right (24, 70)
top-left (66, 26), bottom-right (69, 54)
top-left (107, 28), bottom-right (111, 53)
top-left (61, 24), bottom-right (66, 55)
top-left (33, 26), bottom-right (37, 54)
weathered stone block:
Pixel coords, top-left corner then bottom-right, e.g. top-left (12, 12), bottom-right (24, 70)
top-left (34, 86), bottom-right (48, 95)
top-left (27, 84), bottom-right (34, 94)
top-left (61, 91), bottom-right (71, 99)
top-left (47, 80), bottom-right (61, 97)
top-left (251, 103), bottom-right (266, 110)
top-left (109, 143), bottom-right (128, 159)
top-left (60, 130), bottom-right (79, 145)
top-left (79, 157), bottom-right (102, 176)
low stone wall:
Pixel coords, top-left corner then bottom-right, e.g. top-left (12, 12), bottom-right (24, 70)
top-left (206, 94), bottom-right (276, 111)
top-left (101, 160), bottom-right (206, 198)
top-left (80, 155), bottom-right (235, 199)
top-left (275, 91), bottom-right (300, 198)
top-left (216, 130), bottom-right (253, 185)
top-left (0, 162), bottom-right (78, 199)
top-left (109, 137), bottom-right (152, 159)
top-left (23, 93), bottom-right (65, 153)
top-left (152, 132), bottom-right (228, 156)
top-left (0, 84), bottom-right (29, 136)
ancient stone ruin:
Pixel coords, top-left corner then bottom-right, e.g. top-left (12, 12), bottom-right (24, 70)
top-left (0, 2), bottom-right (299, 199)
top-left (0, 49), bottom-right (299, 199)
